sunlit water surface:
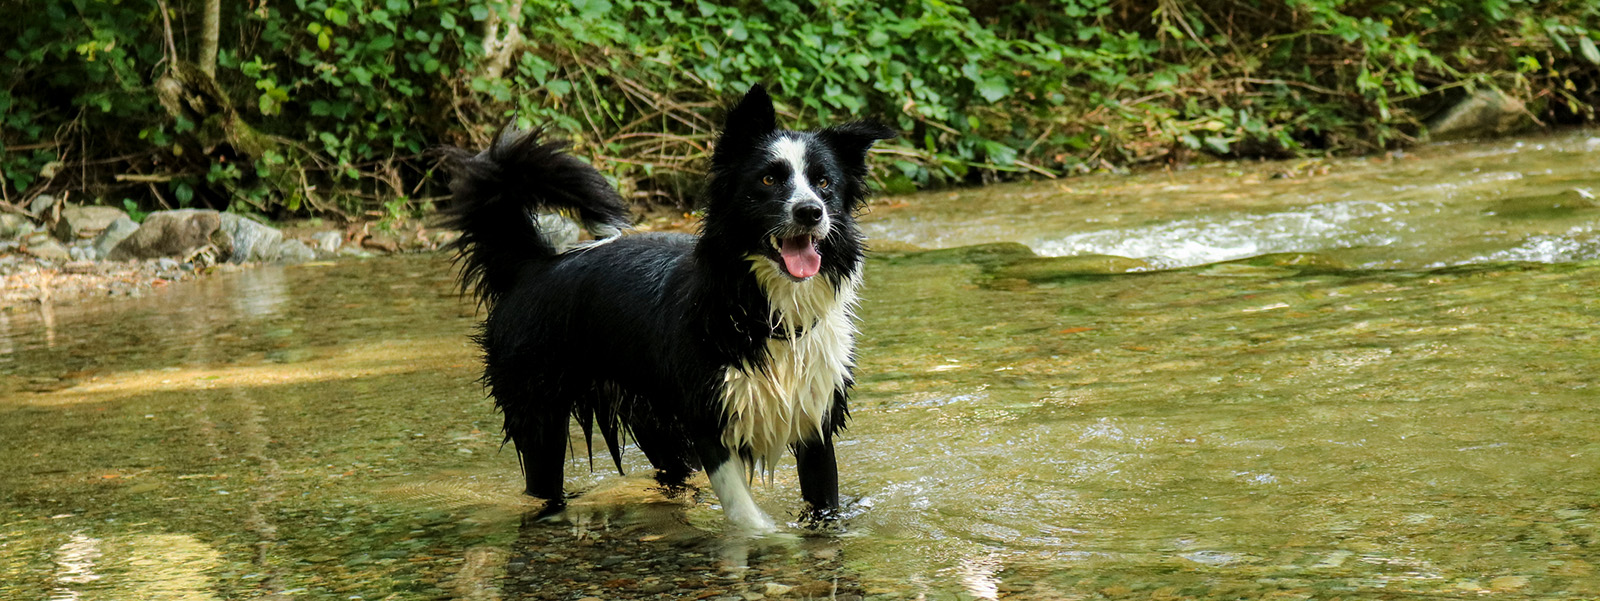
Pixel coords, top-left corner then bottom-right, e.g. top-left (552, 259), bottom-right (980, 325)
top-left (3, 131), bottom-right (1599, 600)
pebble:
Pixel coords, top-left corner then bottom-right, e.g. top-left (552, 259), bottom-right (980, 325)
top-left (762, 582), bottom-right (793, 596)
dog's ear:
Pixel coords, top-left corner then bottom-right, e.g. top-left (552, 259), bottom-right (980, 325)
top-left (818, 120), bottom-right (897, 171)
top-left (713, 84), bottom-right (777, 168)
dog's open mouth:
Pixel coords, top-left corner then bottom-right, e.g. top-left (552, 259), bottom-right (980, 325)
top-left (771, 235), bottom-right (822, 280)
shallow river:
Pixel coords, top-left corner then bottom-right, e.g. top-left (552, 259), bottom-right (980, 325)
top-left (3, 131), bottom-right (1599, 600)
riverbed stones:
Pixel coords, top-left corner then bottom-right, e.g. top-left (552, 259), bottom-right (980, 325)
top-left (20, 232), bottom-right (70, 261)
top-left (53, 205), bottom-right (128, 241)
top-left (107, 209), bottom-right (227, 261)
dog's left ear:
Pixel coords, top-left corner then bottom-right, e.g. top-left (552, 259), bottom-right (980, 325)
top-left (818, 121), bottom-right (897, 172)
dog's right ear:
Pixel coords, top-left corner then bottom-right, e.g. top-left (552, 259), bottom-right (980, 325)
top-left (713, 84), bottom-right (777, 168)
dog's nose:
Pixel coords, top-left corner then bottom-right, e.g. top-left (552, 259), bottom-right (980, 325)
top-left (792, 201), bottom-right (824, 226)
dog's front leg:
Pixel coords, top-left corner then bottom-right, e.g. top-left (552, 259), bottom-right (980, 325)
top-left (701, 450), bottom-right (777, 532)
top-left (794, 431), bottom-right (839, 518)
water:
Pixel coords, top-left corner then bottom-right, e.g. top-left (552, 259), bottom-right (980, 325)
top-left (864, 131), bottom-right (1600, 269)
top-left (4, 131), bottom-right (1600, 600)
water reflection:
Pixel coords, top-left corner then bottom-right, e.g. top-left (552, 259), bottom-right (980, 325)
top-left (5, 130), bottom-right (1600, 598)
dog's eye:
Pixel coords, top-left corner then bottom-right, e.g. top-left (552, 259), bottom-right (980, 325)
top-left (762, 175), bottom-right (776, 186)
top-left (817, 178), bottom-right (829, 190)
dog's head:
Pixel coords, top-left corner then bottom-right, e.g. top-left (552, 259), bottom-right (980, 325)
top-left (704, 84), bottom-right (896, 282)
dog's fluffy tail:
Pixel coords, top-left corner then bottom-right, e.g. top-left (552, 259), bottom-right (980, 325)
top-left (436, 127), bottom-right (631, 306)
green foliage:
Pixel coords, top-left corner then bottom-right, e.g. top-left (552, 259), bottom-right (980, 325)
top-left (3, 0), bottom-right (1600, 215)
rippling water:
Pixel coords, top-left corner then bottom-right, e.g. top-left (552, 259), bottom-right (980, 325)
top-left (3, 131), bottom-right (1600, 600)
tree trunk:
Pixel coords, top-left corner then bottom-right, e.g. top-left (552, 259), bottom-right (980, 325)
top-left (199, 0), bottom-right (220, 77)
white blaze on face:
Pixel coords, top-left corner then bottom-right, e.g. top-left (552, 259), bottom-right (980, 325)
top-left (768, 136), bottom-right (822, 208)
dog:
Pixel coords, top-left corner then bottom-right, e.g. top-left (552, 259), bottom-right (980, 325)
top-left (437, 84), bottom-right (894, 531)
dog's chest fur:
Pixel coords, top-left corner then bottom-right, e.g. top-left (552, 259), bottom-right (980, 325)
top-left (719, 258), bottom-right (860, 469)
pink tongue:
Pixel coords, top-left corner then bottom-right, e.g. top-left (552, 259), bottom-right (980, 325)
top-left (779, 236), bottom-right (822, 278)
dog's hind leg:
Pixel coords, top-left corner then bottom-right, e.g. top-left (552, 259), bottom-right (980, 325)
top-left (794, 430), bottom-right (840, 516)
top-left (626, 410), bottom-right (695, 486)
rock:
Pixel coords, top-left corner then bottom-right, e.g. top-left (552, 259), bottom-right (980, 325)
top-left (68, 244), bottom-right (96, 261)
top-left (28, 194), bottom-right (58, 218)
top-left (0, 213), bottom-right (33, 239)
top-left (992, 254), bottom-right (1151, 283)
top-left (107, 209), bottom-right (226, 261)
top-left (1485, 188), bottom-right (1600, 219)
top-left (272, 239), bottom-right (316, 264)
top-left (1217, 252), bottom-right (1348, 271)
top-left (310, 230), bottom-right (343, 255)
top-left (888, 242), bottom-right (1037, 266)
top-left (53, 205), bottom-right (128, 241)
top-left (217, 213), bottom-right (284, 263)
top-left (791, 581), bottom-right (835, 598)
top-left (536, 213), bottom-right (581, 252)
top-left (20, 233), bottom-right (71, 261)
top-left (763, 582), bottom-right (794, 597)
top-left (1427, 88), bottom-right (1529, 141)
top-left (92, 216), bottom-right (140, 259)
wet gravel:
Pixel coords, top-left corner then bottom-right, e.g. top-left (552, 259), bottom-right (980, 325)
top-left (0, 255), bottom-right (239, 311)
top-left (500, 515), bottom-right (865, 601)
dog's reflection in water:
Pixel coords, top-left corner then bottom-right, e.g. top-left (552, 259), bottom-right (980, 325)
top-left (499, 477), bottom-right (862, 600)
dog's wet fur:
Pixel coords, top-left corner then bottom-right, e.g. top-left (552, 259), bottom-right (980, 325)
top-left (437, 85), bottom-right (894, 531)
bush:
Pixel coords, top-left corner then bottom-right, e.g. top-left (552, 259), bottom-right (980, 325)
top-left (3, 0), bottom-right (1600, 217)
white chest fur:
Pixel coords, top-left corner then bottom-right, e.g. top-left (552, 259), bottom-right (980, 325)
top-left (719, 257), bottom-right (860, 470)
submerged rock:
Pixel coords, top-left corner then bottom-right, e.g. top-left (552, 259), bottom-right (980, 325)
top-left (1220, 252), bottom-right (1349, 270)
top-left (1484, 188), bottom-right (1600, 219)
top-left (887, 241), bottom-right (1037, 266)
top-left (991, 254), bottom-right (1151, 283)
top-left (53, 205), bottom-right (127, 241)
top-left (108, 209), bottom-right (227, 261)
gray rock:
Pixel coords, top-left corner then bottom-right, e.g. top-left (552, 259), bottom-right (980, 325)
top-left (272, 239), bottom-right (316, 264)
top-left (535, 213), bottom-right (580, 252)
top-left (107, 209), bottom-right (226, 261)
top-left (92, 216), bottom-right (140, 258)
top-left (217, 213), bottom-right (283, 263)
top-left (310, 230), bottom-right (343, 255)
top-left (28, 194), bottom-right (58, 218)
top-left (53, 205), bottom-right (128, 241)
top-left (1, 213), bottom-right (34, 239)
top-left (20, 233), bottom-right (70, 262)
top-left (1427, 88), bottom-right (1529, 141)
top-left (68, 244), bottom-right (95, 261)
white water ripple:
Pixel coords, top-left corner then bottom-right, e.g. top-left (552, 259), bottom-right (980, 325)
top-left (1031, 200), bottom-right (1416, 268)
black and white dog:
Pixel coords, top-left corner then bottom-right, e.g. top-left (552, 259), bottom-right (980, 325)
top-left (438, 85), bottom-right (894, 531)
